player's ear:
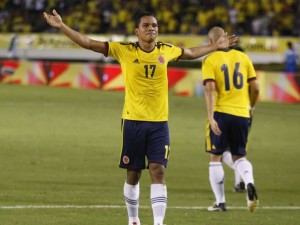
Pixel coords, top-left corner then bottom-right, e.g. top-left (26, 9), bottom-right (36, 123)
top-left (135, 27), bottom-right (139, 36)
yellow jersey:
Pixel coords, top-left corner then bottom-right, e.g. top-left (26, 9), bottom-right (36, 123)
top-left (202, 49), bottom-right (257, 118)
top-left (108, 41), bottom-right (183, 121)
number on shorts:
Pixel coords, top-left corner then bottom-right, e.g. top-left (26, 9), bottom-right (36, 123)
top-left (164, 145), bottom-right (170, 159)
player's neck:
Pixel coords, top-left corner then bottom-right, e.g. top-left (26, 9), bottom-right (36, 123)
top-left (137, 40), bottom-right (156, 52)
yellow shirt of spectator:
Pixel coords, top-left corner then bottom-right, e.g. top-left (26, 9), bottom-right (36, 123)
top-left (108, 41), bottom-right (183, 121)
top-left (202, 49), bottom-right (257, 118)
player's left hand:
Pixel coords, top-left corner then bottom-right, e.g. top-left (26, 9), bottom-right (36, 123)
top-left (228, 35), bottom-right (239, 47)
top-left (248, 108), bottom-right (254, 131)
top-left (216, 33), bottom-right (238, 49)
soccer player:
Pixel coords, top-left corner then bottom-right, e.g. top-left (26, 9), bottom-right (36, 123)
top-left (222, 46), bottom-right (257, 193)
top-left (202, 27), bottom-right (259, 212)
top-left (220, 46), bottom-right (247, 194)
top-left (43, 10), bottom-right (237, 225)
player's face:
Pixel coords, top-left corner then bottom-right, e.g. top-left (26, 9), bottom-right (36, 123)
top-left (135, 16), bottom-right (158, 43)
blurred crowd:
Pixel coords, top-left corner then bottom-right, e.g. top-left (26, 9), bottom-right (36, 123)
top-left (1, 0), bottom-right (299, 36)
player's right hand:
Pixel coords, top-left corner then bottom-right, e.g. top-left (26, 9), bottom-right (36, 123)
top-left (210, 119), bottom-right (222, 136)
top-left (43, 9), bottom-right (63, 28)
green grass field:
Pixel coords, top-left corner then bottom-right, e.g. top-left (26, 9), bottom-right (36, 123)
top-left (0, 83), bottom-right (299, 225)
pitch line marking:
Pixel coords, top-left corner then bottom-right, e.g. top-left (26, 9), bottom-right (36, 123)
top-left (0, 205), bottom-right (299, 210)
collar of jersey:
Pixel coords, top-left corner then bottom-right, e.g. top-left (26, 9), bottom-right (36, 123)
top-left (137, 42), bottom-right (156, 53)
top-left (217, 48), bottom-right (231, 52)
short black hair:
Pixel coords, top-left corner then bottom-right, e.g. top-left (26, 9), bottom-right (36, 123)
top-left (133, 10), bottom-right (156, 28)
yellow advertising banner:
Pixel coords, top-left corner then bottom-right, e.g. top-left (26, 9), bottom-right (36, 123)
top-left (158, 35), bottom-right (300, 54)
top-left (0, 33), bottom-right (299, 54)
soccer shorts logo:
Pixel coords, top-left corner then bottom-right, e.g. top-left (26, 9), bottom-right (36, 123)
top-left (123, 155), bottom-right (130, 164)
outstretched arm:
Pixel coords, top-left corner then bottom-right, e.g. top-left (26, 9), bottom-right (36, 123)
top-left (43, 9), bottom-right (107, 54)
top-left (180, 35), bottom-right (238, 60)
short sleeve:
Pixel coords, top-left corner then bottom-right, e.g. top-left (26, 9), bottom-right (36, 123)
top-left (108, 42), bottom-right (124, 62)
top-left (202, 57), bottom-right (216, 85)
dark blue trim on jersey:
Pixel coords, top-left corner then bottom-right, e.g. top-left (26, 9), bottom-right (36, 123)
top-left (203, 79), bottom-right (215, 86)
top-left (216, 48), bottom-right (231, 52)
top-left (137, 42), bottom-right (156, 53)
top-left (176, 48), bottom-right (184, 61)
top-left (248, 77), bottom-right (257, 82)
top-left (104, 42), bottom-right (109, 57)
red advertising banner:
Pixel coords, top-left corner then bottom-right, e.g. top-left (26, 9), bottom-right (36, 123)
top-left (1, 60), bottom-right (299, 103)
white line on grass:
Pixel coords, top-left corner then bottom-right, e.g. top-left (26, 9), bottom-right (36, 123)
top-left (0, 205), bottom-right (299, 210)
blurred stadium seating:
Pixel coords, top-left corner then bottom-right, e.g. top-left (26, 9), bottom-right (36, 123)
top-left (0, 0), bottom-right (299, 36)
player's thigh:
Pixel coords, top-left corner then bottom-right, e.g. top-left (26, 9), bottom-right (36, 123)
top-left (120, 120), bottom-right (147, 169)
top-left (205, 112), bottom-right (229, 155)
top-left (229, 116), bottom-right (249, 156)
top-left (146, 121), bottom-right (170, 167)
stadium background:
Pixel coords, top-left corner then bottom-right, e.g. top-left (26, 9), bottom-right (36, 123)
top-left (0, 1), bottom-right (300, 225)
top-left (0, 0), bottom-right (299, 102)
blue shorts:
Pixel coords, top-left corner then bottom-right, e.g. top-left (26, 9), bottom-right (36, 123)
top-left (119, 119), bottom-right (170, 170)
top-left (205, 112), bottom-right (250, 156)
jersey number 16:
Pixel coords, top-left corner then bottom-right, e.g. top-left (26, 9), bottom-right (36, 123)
top-left (221, 62), bottom-right (243, 91)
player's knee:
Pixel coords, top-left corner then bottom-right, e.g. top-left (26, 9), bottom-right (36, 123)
top-left (149, 163), bottom-right (165, 183)
top-left (126, 169), bottom-right (141, 185)
top-left (210, 153), bottom-right (222, 162)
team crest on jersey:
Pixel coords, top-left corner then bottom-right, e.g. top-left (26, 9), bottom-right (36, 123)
top-left (158, 55), bottom-right (165, 64)
top-left (123, 155), bottom-right (130, 164)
